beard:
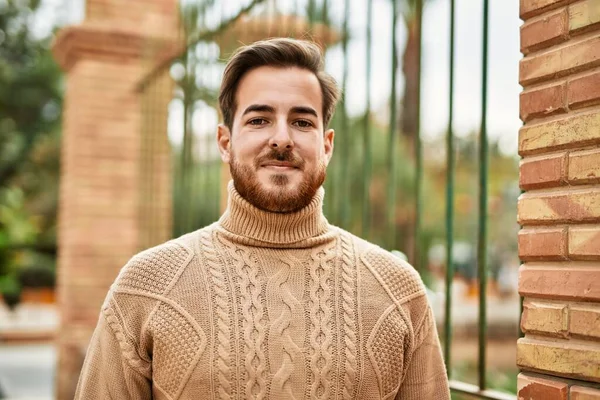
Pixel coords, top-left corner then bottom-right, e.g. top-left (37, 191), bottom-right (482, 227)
top-left (230, 148), bottom-right (326, 213)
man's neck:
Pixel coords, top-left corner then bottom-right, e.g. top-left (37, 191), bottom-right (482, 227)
top-left (216, 181), bottom-right (334, 248)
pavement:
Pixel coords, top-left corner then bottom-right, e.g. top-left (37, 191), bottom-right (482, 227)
top-left (0, 304), bottom-right (58, 400)
top-left (0, 343), bottom-right (55, 400)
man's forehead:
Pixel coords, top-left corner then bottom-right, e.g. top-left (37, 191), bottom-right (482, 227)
top-left (234, 66), bottom-right (323, 117)
top-left (241, 104), bottom-right (319, 118)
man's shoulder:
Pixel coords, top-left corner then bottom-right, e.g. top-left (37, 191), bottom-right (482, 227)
top-left (112, 227), bottom-right (212, 295)
top-left (336, 228), bottom-right (426, 304)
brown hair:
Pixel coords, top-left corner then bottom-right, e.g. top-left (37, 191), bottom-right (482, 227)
top-left (218, 38), bottom-right (340, 131)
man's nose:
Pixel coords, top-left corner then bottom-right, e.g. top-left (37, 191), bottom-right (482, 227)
top-left (268, 121), bottom-right (294, 150)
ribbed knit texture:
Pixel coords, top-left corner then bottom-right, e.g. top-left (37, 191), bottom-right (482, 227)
top-left (75, 182), bottom-right (450, 400)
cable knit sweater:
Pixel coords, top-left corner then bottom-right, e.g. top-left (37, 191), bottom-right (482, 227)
top-left (75, 183), bottom-right (450, 400)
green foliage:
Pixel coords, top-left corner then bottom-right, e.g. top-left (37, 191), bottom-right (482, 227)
top-left (0, 0), bottom-right (62, 301)
top-left (0, 273), bottom-right (22, 310)
top-left (18, 261), bottom-right (55, 288)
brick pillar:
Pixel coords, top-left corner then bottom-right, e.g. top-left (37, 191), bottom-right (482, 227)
top-left (52, 1), bottom-right (179, 398)
top-left (517, 0), bottom-right (600, 399)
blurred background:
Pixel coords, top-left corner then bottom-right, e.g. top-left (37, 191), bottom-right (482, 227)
top-left (0, 0), bottom-right (521, 398)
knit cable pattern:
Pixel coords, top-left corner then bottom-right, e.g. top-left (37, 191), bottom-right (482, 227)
top-left (268, 254), bottom-right (304, 399)
top-left (339, 234), bottom-right (360, 400)
top-left (102, 304), bottom-right (152, 378)
top-left (308, 246), bottom-right (336, 399)
top-left (201, 230), bottom-right (234, 399)
top-left (218, 236), bottom-right (269, 400)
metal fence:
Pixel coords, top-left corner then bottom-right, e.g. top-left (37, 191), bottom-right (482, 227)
top-left (138, 0), bottom-right (518, 398)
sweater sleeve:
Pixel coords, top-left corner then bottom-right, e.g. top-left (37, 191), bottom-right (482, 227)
top-left (395, 307), bottom-right (450, 400)
top-left (74, 308), bottom-right (152, 400)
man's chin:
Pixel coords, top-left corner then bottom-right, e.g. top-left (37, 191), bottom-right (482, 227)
top-left (257, 172), bottom-right (298, 189)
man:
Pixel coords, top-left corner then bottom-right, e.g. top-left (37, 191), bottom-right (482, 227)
top-left (75, 38), bottom-right (450, 399)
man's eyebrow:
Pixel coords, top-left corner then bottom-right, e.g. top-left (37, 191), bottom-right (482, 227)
top-left (242, 104), bottom-right (275, 116)
top-left (290, 106), bottom-right (318, 118)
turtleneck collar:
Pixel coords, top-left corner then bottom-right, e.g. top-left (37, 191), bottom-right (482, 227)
top-left (216, 181), bottom-right (336, 248)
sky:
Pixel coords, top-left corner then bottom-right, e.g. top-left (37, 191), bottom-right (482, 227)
top-left (53, 0), bottom-right (523, 157)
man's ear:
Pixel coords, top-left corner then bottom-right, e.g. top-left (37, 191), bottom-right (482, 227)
top-left (217, 124), bottom-right (232, 163)
top-left (323, 128), bottom-right (335, 165)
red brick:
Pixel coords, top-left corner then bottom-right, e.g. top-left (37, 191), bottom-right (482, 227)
top-left (520, 82), bottom-right (567, 121)
top-left (519, 111), bottom-right (600, 156)
top-left (521, 8), bottom-right (569, 54)
top-left (521, 300), bottom-right (569, 337)
top-left (517, 337), bottom-right (600, 382)
top-left (517, 373), bottom-right (568, 400)
top-left (569, 0), bottom-right (600, 34)
top-left (518, 188), bottom-right (600, 225)
top-left (518, 227), bottom-right (567, 261)
top-left (519, 264), bottom-right (600, 301)
top-left (569, 225), bottom-right (600, 260)
top-left (519, 152), bottom-right (567, 189)
top-left (571, 385), bottom-right (600, 399)
top-left (520, 36), bottom-right (600, 85)
top-left (569, 69), bottom-right (600, 108)
top-left (568, 148), bottom-right (600, 185)
top-left (521, 0), bottom-right (573, 20)
top-left (570, 304), bottom-right (600, 339)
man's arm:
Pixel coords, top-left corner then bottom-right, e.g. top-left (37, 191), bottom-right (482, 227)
top-left (395, 307), bottom-right (450, 400)
top-left (74, 306), bottom-right (152, 399)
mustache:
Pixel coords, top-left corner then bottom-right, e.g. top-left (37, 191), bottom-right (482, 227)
top-left (255, 149), bottom-right (305, 169)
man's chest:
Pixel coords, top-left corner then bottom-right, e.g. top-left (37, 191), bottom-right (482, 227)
top-left (147, 245), bottom-right (411, 400)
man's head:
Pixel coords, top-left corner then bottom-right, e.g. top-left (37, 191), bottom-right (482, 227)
top-left (217, 38), bottom-right (341, 213)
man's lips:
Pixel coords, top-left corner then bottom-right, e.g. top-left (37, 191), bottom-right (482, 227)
top-left (262, 161), bottom-right (297, 167)
top-left (261, 162), bottom-right (299, 170)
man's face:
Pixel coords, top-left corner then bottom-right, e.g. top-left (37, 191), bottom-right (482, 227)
top-left (217, 66), bottom-right (335, 213)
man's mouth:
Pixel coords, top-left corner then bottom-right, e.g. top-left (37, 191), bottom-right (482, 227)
top-left (261, 161), bottom-right (298, 170)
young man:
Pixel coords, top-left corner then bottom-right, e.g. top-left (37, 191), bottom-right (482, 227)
top-left (75, 38), bottom-right (450, 399)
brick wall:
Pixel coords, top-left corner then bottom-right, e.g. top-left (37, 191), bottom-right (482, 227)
top-left (51, 2), bottom-right (178, 398)
top-left (518, 0), bottom-right (600, 398)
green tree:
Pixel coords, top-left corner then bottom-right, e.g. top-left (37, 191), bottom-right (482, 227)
top-left (0, 0), bottom-right (62, 298)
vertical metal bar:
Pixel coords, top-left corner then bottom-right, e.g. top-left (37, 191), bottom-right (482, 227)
top-left (308, 0), bottom-right (316, 24)
top-left (387, 0), bottom-right (399, 250)
top-left (414, 0), bottom-right (423, 271)
top-left (181, 46), bottom-right (194, 235)
top-left (340, 0), bottom-right (351, 229)
top-left (444, 0), bottom-right (456, 378)
top-left (362, 0), bottom-right (373, 239)
top-left (192, 46), bottom-right (201, 232)
top-left (478, 0), bottom-right (490, 390)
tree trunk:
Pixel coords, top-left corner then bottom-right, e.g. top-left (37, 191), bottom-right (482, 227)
top-left (401, 19), bottom-right (419, 148)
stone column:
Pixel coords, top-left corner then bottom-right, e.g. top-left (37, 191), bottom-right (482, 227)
top-left (52, 1), bottom-right (179, 398)
top-left (517, 0), bottom-right (600, 398)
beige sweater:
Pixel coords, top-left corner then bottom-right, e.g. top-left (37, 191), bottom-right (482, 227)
top-left (75, 183), bottom-right (450, 400)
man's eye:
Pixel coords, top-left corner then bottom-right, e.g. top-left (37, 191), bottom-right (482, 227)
top-left (294, 120), bottom-right (313, 128)
top-left (249, 118), bottom-right (267, 126)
